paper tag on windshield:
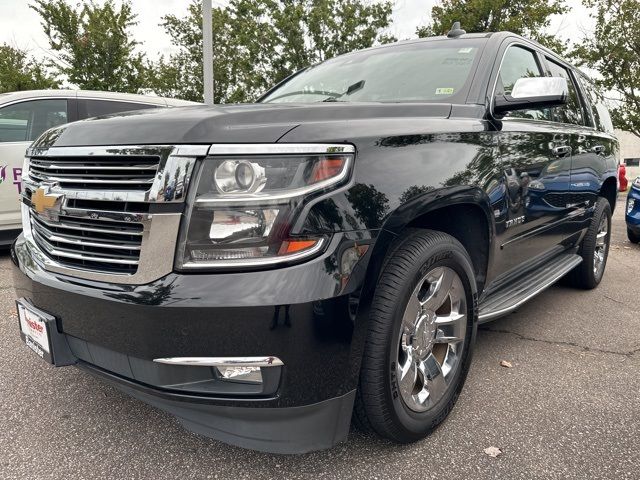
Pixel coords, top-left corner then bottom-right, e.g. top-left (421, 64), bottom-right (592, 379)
top-left (435, 87), bottom-right (455, 95)
top-left (458, 48), bottom-right (472, 53)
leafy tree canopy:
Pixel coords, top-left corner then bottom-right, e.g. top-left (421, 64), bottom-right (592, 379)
top-left (151, 0), bottom-right (394, 103)
top-left (416, 0), bottom-right (568, 52)
top-left (0, 44), bottom-right (59, 93)
top-left (30, 0), bottom-right (147, 93)
top-left (572, 0), bottom-right (640, 137)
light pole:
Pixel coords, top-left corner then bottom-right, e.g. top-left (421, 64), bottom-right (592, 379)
top-left (203, 0), bottom-right (214, 105)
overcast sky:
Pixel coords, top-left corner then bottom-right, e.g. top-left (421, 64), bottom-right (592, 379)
top-left (0, 0), bottom-right (595, 62)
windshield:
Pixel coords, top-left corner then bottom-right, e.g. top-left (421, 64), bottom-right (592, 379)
top-left (261, 39), bottom-right (485, 104)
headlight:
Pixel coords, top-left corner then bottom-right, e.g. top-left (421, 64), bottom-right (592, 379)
top-left (176, 144), bottom-right (355, 269)
top-left (633, 177), bottom-right (640, 190)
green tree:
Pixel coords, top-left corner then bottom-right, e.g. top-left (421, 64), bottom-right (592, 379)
top-left (416, 0), bottom-right (567, 51)
top-left (268, 0), bottom-right (395, 78)
top-left (572, 0), bottom-right (640, 137)
top-left (30, 0), bottom-right (147, 93)
top-left (150, 1), bottom-right (271, 103)
top-left (151, 0), bottom-right (394, 103)
top-left (0, 44), bottom-right (59, 93)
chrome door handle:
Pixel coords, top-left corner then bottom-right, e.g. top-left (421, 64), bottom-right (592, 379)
top-left (552, 145), bottom-right (572, 157)
top-left (591, 145), bottom-right (606, 154)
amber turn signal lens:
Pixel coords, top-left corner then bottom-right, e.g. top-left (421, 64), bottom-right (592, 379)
top-left (278, 239), bottom-right (319, 255)
top-left (310, 157), bottom-right (346, 184)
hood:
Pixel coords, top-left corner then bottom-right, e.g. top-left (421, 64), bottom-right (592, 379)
top-left (34, 102), bottom-right (453, 148)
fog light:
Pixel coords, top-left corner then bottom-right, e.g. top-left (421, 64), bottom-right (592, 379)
top-left (217, 366), bottom-right (263, 384)
top-left (628, 198), bottom-right (635, 214)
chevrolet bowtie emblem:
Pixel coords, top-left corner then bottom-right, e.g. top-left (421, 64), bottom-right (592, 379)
top-left (32, 184), bottom-right (64, 221)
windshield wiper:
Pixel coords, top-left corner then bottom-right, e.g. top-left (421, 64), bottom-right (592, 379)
top-left (322, 80), bottom-right (365, 102)
top-left (264, 89), bottom-right (344, 103)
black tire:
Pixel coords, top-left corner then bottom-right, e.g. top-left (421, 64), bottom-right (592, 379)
top-left (565, 197), bottom-right (612, 289)
top-left (628, 227), bottom-right (640, 244)
top-left (354, 229), bottom-right (476, 443)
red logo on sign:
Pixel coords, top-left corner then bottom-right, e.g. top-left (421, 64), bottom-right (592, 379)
top-left (26, 318), bottom-right (43, 333)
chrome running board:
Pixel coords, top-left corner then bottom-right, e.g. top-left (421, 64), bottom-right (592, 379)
top-left (478, 253), bottom-right (582, 323)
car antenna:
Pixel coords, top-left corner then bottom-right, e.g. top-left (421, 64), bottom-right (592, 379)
top-left (447, 21), bottom-right (466, 38)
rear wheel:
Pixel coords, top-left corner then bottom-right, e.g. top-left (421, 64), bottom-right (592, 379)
top-left (354, 230), bottom-right (476, 442)
top-left (565, 197), bottom-right (612, 289)
top-left (628, 227), bottom-right (640, 244)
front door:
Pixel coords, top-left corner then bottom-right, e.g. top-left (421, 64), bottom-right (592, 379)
top-left (492, 44), bottom-right (574, 275)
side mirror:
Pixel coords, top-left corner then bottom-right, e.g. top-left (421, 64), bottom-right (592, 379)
top-left (494, 77), bottom-right (568, 116)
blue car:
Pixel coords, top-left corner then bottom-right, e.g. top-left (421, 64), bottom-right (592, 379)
top-left (627, 177), bottom-right (640, 243)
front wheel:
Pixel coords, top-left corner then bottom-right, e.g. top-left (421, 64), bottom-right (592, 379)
top-left (565, 197), bottom-right (612, 289)
top-left (354, 230), bottom-right (476, 443)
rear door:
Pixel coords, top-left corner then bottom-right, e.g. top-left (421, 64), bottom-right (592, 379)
top-left (571, 74), bottom-right (618, 213)
top-left (541, 57), bottom-right (610, 221)
top-left (493, 43), bottom-right (574, 274)
top-left (0, 98), bottom-right (70, 232)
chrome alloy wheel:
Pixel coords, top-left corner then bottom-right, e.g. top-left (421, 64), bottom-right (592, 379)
top-left (397, 266), bottom-right (467, 413)
top-left (593, 215), bottom-right (609, 277)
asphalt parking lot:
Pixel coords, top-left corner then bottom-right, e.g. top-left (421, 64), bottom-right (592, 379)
top-left (1, 198), bottom-right (638, 480)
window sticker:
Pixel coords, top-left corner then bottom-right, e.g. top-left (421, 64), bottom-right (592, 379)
top-left (435, 87), bottom-right (455, 95)
top-left (441, 57), bottom-right (472, 65)
top-left (458, 48), bottom-right (473, 53)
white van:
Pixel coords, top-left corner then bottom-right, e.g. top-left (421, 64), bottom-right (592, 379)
top-left (0, 90), bottom-right (196, 246)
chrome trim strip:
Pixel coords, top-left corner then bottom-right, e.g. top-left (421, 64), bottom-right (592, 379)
top-left (32, 215), bottom-right (143, 236)
top-left (180, 237), bottom-right (326, 269)
top-left (208, 143), bottom-right (356, 155)
top-left (29, 173), bottom-right (155, 185)
top-left (22, 178), bottom-right (152, 203)
top-left (32, 226), bottom-right (142, 251)
top-left (153, 356), bottom-right (284, 367)
top-left (27, 145), bottom-right (210, 158)
top-left (59, 206), bottom-right (150, 223)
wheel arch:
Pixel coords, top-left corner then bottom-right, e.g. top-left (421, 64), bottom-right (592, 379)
top-left (378, 186), bottom-right (493, 292)
top-left (600, 175), bottom-right (617, 213)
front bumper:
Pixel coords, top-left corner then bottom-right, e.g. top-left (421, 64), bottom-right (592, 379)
top-left (11, 230), bottom-right (378, 453)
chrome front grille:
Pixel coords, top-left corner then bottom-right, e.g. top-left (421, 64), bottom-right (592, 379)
top-left (29, 155), bottom-right (160, 190)
top-left (30, 211), bottom-right (144, 274)
top-left (22, 144), bottom-right (209, 284)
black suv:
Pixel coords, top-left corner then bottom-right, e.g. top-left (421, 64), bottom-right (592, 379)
top-left (12, 29), bottom-right (618, 454)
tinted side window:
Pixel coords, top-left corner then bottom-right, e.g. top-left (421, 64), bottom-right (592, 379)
top-left (579, 78), bottom-right (615, 133)
top-left (545, 60), bottom-right (583, 125)
top-left (0, 99), bottom-right (68, 143)
top-left (78, 99), bottom-right (159, 119)
top-left (497, 46), bottom-right (550, 121)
